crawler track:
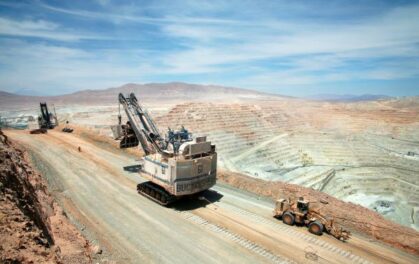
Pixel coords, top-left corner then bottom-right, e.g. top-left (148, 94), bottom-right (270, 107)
top-left (137, 181), bottom-right (177, 206)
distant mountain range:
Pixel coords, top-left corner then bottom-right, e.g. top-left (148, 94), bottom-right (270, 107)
top-left (1, 83), bottom-right (409, 111)
top-left (305, 94), bottom-right (392, 102)
top-left (13, 88), bottom-right (48, 96)
top-left (0, 82), bottom-right (283, 110)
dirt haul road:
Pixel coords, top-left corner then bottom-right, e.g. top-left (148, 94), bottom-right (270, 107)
top-left (6, 130), bottom-right (418, 264)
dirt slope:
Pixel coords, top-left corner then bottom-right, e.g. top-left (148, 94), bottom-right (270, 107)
top-left (4, 127), bottom-right (418, 263)
top-left (0, 129), bottom-right (91, 263)
top-left (218, 170), bottom-right (419, 255)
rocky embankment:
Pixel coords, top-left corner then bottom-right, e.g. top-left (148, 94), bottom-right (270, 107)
top-left (0, 129), bottom-right (91, 263)
top-left (218, 169), bottom-right (419, 255)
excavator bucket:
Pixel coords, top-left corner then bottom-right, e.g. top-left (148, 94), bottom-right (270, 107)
top-left (112, 120), bottom-right (140, 148)
top-left (120, 135), bottom-right (139, 148)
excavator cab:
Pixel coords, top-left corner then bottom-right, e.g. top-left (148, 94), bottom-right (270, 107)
top-left (166, 126), bottom-right (192, 153)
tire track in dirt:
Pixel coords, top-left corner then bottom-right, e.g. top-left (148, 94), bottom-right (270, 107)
top-left (7, 130), bottom-right (419, 264)
top-left (6, 130), bottom-right (276, 263)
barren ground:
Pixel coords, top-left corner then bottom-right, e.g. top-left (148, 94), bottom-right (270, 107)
top-left (4, 127), bottom-right (418, 263)
top-left (0, 130), bottom-right (91, 263)
top-left (19, 96), bottom-right (415, 231)
top-left (1, 87), bottom-right (418, 263)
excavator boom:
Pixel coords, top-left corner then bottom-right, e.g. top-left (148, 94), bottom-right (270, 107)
top-left (117, 93), bottom-right (162, 155)
top-left (38, 102), bottom-right (57, 129)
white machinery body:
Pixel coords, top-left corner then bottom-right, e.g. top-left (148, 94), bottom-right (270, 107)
top-left (140, 138), bottom-right (217, 196)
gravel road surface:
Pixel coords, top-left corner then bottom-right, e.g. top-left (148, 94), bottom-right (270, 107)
top-left (6, 130), bottom-right (417, 264)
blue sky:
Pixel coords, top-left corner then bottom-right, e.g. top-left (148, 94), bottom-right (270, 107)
top-left (0, 0), bottom-right (418, 96)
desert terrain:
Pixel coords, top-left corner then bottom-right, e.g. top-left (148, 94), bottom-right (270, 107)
top-left (3, 127), bottom-right (418, 263)
top-left (1, 83), bottom-right (419, 263)
top-left (0, 130), bottom-right (91, 263)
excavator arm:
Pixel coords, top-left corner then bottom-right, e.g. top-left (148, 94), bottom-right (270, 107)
top-left (38, 103), bottom-right (57, 129)
top-left (117, 93), bottom-right (164, 155)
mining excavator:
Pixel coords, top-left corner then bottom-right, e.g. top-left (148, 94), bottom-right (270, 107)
top-left (112, 93), bottom-right (217, 205)
top-left (273, 197), bottom-right (351, 241)
top-left (30, 103), bottom-right (58, 134)
top-left (38, 102), bottom-right (57, 129)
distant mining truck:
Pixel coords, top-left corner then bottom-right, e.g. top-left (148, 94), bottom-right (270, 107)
top-left (273, 197), bottom-right (350, 241)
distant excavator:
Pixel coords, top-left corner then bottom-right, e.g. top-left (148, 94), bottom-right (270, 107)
top-left (38, 102), bottom-right (57, 129)
top-left (30, 103), bottom-right (58, 134)
top-left (112, 93), bottom-right (217, 205)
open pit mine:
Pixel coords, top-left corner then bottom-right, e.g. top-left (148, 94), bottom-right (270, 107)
top-left (1, 83), bottom-right (418, 263)
top-left (154, 100), bottom-right (419, 231)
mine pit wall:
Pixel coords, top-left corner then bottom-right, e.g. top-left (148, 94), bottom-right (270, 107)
top-left (153, 102), bottom-right (419, 230)
top-left (0, 130), bottom-right (54, 244)
top-left (218, 169), bottom-right (419, 255)
top-left (0, 129), bottom-right (90, 263)
top-left (48, 102), bottom-right (418, 231)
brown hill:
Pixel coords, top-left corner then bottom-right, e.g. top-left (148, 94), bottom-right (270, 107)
top-left (0, 82), bottom-right (283, 110)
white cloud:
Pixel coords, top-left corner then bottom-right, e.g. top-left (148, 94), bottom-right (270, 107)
top-left (38, 2), bottom-right (241, 26)
top-left (163, 24), bottom-right (238, 42)
top-left (158, 4), bottom-right (419, 82)
top-left (1, 1), bottom-right (419, 95)
top-left (0, 17), bottom-right (104, 41)
top-left (0, 41), bottom-right (157, 93)
top-left (95, 0), bottom-right (111, 7)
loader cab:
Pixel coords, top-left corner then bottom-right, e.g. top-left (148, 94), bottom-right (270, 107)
top-left (297, 199), bottom-right (309, 214)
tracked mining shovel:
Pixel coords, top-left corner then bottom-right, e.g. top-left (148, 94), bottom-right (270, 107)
top-left (111, 93), bottom-right (217, 205)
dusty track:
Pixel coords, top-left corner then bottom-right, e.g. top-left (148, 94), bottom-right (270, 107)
top-left (5, 130), bottom-right (418, 263)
